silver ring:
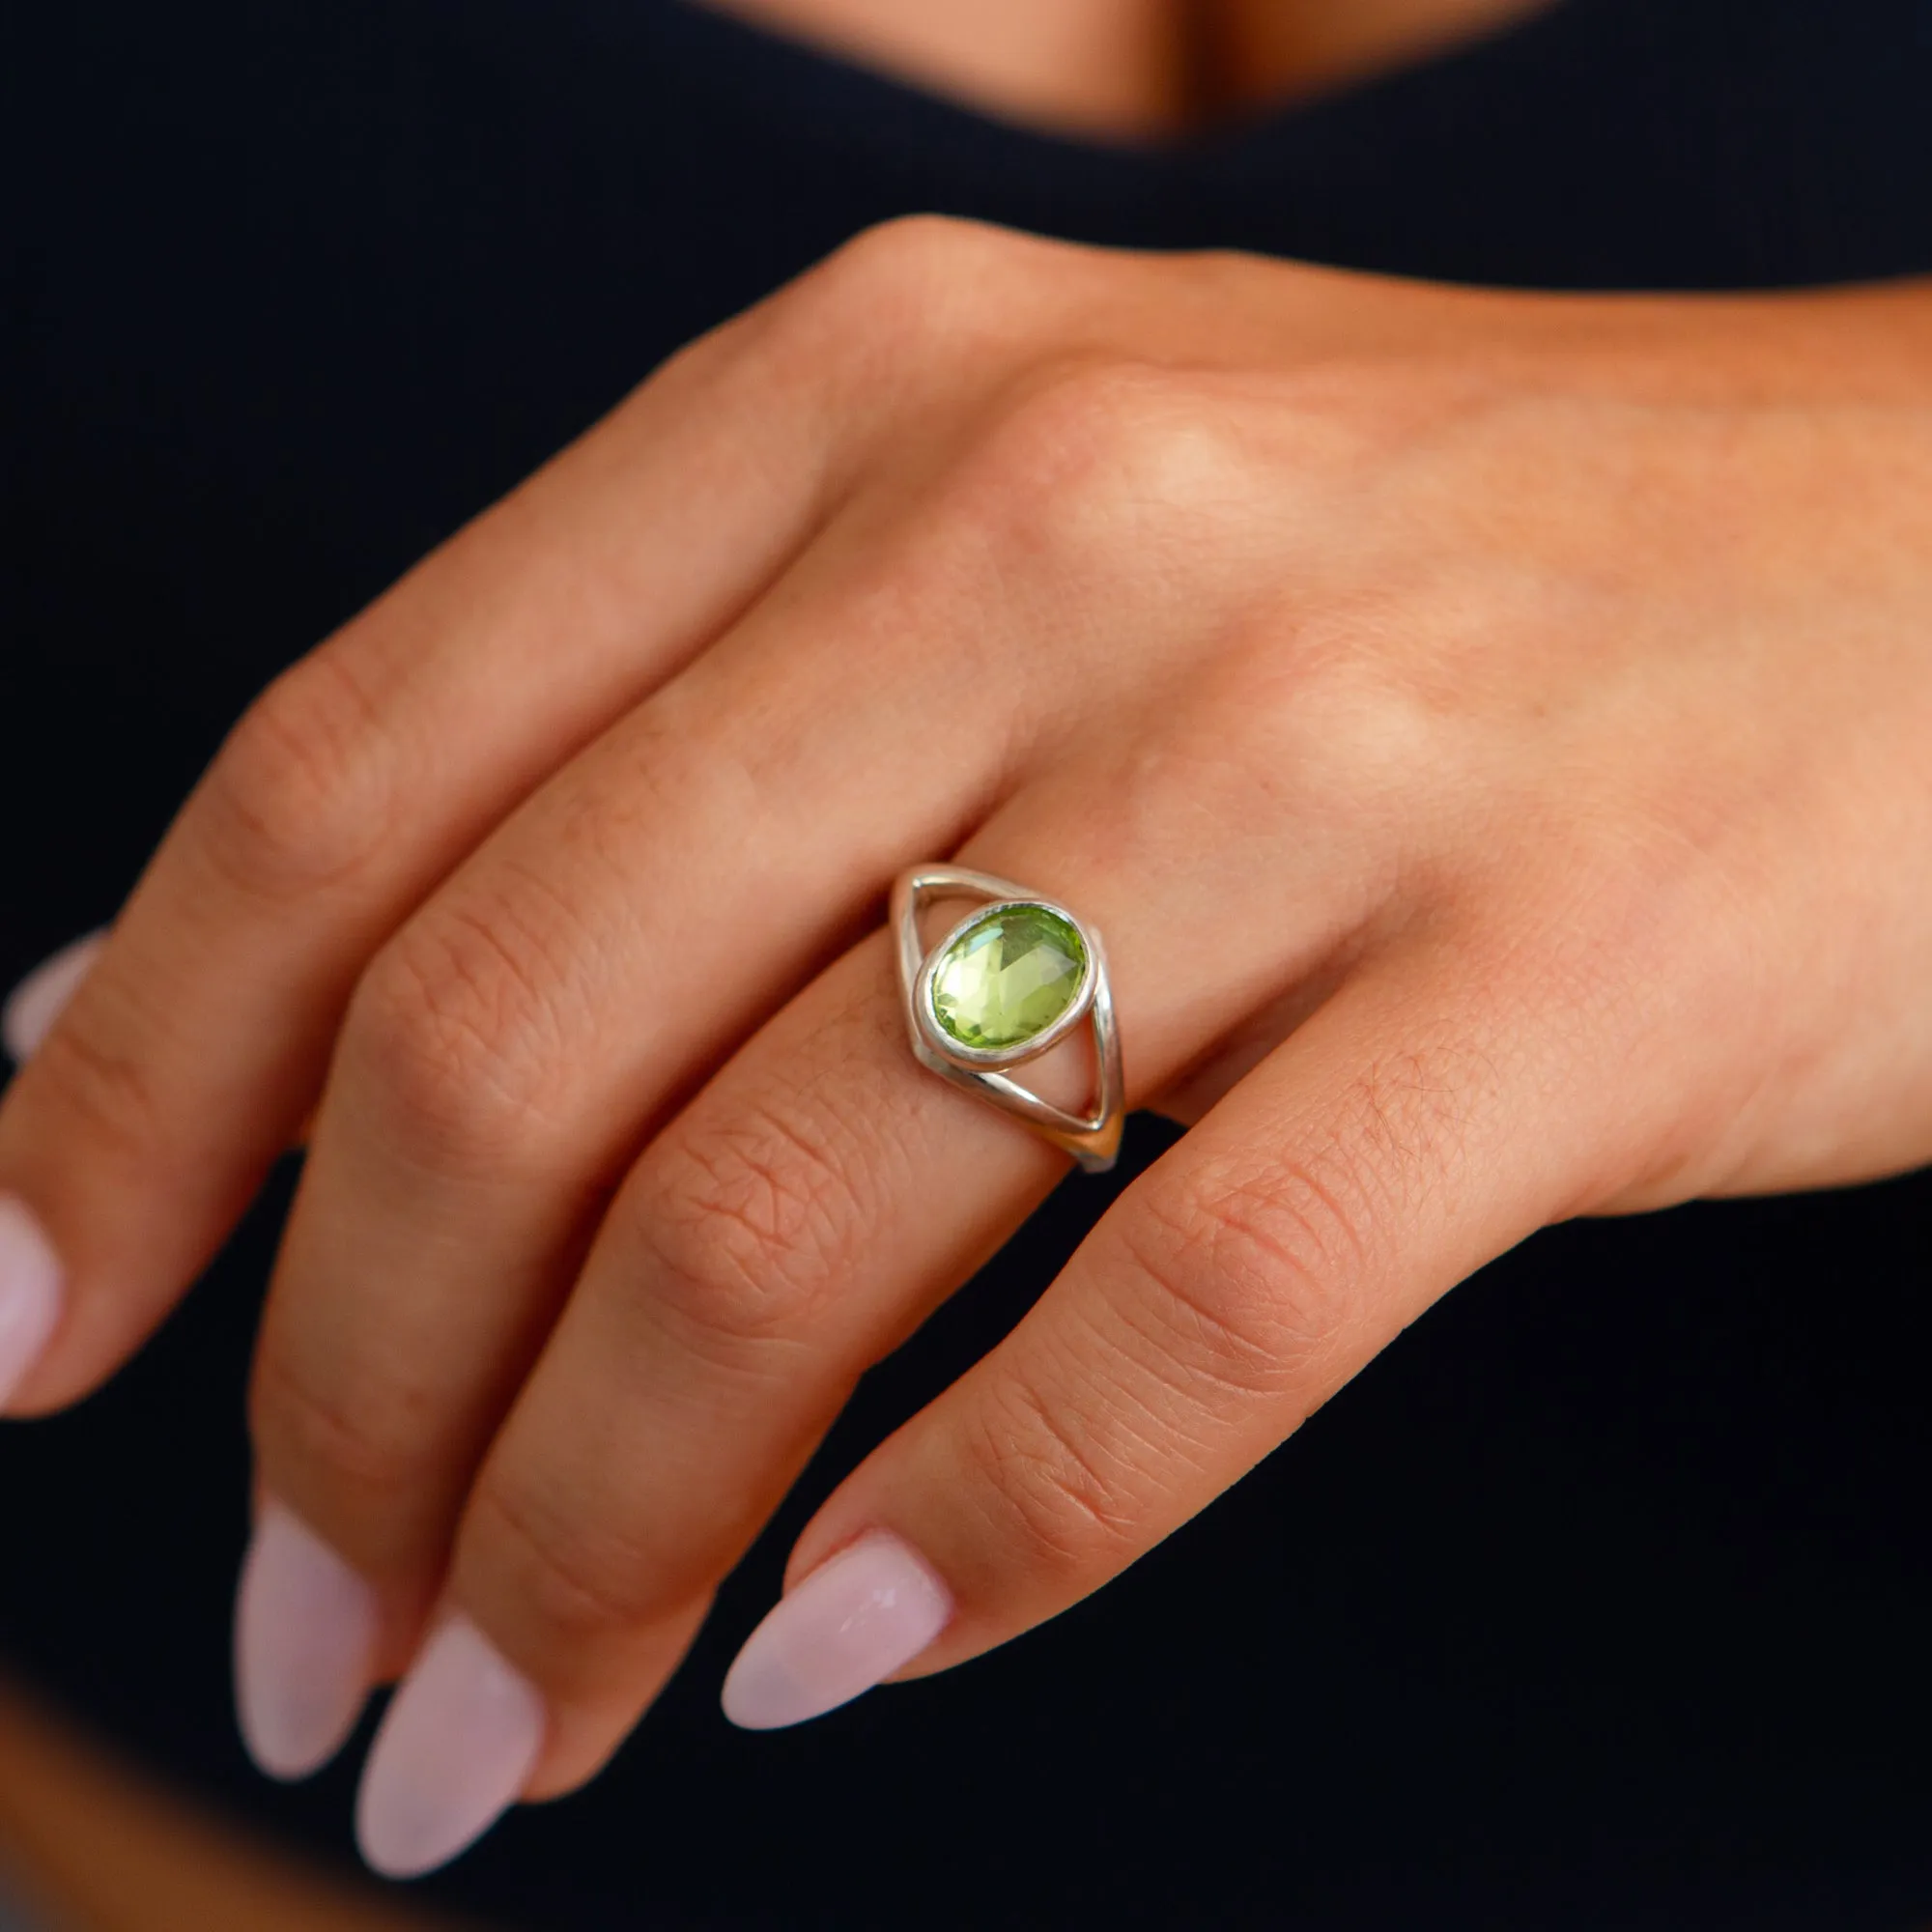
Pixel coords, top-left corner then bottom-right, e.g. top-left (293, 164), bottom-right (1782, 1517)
top-left (893, 866), bottom-right (1123, 1174)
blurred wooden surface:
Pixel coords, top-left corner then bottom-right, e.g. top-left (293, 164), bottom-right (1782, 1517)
top-left (0, 1680), bottom-right (475, 1932)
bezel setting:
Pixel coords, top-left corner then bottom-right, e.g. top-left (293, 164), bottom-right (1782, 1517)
top-left (894, 866), bottom-right (1124, 1174)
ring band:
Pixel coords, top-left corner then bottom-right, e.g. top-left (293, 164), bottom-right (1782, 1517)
top-left (893, 866), bottom-right (1124, 1174)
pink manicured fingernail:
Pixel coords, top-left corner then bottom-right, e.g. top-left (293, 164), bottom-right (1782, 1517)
top-left (0, 1195), bottom-right (63, 1411)
top-left (355, 1616), bottom-right (545, 1879)
top-left (2, 931), bottom-right (107, 1065)
top-left (722, 1532), bottom-right (952, 1730)
top-left (234, 1499), bottom-right (379, 1780)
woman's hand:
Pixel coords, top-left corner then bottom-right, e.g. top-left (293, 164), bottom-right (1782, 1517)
top-left (3, 218), bottom-right (1930, 1875)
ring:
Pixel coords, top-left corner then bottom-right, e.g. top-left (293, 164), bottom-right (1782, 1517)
top-left (893, 866), bottom-right (1124, 1174)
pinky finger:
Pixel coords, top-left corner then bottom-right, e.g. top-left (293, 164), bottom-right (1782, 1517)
top-left (2, 932), bottom-right (106, 1068)
top-left (0, 933), bottom-right (106, 1402)
top-left (724, 946), bottom-right (1616, 1727)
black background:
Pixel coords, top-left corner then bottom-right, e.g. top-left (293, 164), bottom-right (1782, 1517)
top-left (4, 1), bottom-right (1932, 1923)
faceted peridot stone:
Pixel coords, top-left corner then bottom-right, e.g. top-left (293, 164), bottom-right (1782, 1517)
top-left (929, 904), bottom-right (1087, 1051)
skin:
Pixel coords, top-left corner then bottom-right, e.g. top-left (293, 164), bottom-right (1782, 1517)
top-left (6, 0), bottom-right (1932, 1907)
top-left (707, 0), bottom-right (1187, 132)
top-left (4, 220), bottom-right (1932, 1833)
top-left (709, 0), bottom-right (1555, 129)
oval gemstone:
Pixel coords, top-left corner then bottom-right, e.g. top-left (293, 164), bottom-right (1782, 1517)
top-left (929, 904), bottom-right (1088, 1051)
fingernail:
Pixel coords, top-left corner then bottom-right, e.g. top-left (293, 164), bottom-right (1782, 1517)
top-left (233, 1499), bottom-right (379, 1779)
top-left (0, 1195), bottom-right (63, 1411)
top-left (2, 931), bottom-right (107, 1065)
top-left (722, 1532), bottom-right (952, 1731)
top-left (355, 1615), bottom-right (545, 1879)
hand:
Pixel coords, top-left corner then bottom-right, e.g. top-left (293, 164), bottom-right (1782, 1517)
top-left (3, 218), bottom-right (1930, 1876)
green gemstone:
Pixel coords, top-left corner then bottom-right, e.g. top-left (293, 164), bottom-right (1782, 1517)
top-left (929, 904), bottom-right (1088, 1051)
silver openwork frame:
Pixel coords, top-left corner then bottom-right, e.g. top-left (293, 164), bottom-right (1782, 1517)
top-left (893, 865), bottom-right (1124, 1174)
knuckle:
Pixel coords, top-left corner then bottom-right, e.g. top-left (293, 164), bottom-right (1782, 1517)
top-left (1119, 1036), bottom-right (1486, 1394)
top-left (196, 650), bottom-right (396, 903)
top-left (1122, 1155), bottom-right (1376, 1391)
top-left (1103, 710), bottom-right (1293, 874)
top-left (962, 361), bottom-right (1246, 569)
top-left (466, 1478), bottom-right (664, 1655)
top-left (347, 896), bottom-right (574, 1170)
top-left (26, 997), bottom-right (167, 1165)
top-left (964, 1373), bottom-right (1144, 1577)
top-left (818, 213), bottom-right (1002, 313)
top-left (774, 214), bottom-right (1027, 378)
top-left (250, 1342), bottom-right (445, 1524)
top-left (1279, 639), bottom-right (1437, 772)
top-left (1147, 614), bottom-right (1449, 838)
top-left (627, 1094), bottom-right (874, 1360)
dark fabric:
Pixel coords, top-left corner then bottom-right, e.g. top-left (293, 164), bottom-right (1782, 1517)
top-left (4, 2), bottom-right (1932, 1924)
